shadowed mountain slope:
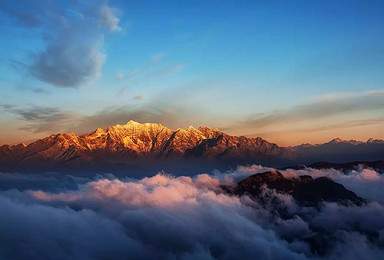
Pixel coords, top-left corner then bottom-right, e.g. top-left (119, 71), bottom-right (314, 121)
top-left (234, 171), bottom-right (365, 206)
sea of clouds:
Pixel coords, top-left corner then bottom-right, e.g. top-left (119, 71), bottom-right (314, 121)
top-left (0, 165), bottom-right (383, 260)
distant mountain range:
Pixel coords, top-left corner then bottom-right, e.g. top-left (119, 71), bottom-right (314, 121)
top-left (286, 160), bottom-right (384, 173)
top-left (1, 120), bottom-right (383, 174)
top-left (291, 137), bottom-right (384, 163)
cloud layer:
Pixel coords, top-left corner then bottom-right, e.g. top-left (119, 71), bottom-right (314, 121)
top-left (0, 165), bottom-right (384, 259)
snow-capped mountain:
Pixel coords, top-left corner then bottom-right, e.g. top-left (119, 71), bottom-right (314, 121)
top-left (1, 121), bottom-right (383, 173)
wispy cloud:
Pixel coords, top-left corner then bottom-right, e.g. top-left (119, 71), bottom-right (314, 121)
top-left (151, 52), bottom-right (166, 63)
top-left (115, 53), bottom-right (184, 99)
top-left (129, 68), bottom-right (140, 77)
top-left (1, 101), bottom-right (203, 136)
top-left (251, 117), bottom-right (384, 139)
top-left (166, 64), bottom-right (184, 75)
top-left (1, 104), bottom-right (79, 133)
top-left (115, 70), bottom-right (124, 79)
top-left (15, 85), bottom-right (50, 94)
top-left (115, 68), bottom-right (139, 80)
top-left (133, 94), bottom-right (145, 100)
top-left (232, 90), bottom-right (384, 131)
top-left (75, 105), bottom-right (194, 133)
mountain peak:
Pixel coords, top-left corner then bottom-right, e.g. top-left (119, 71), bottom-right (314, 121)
top-left (127, 120), bottom-right (165, 128)
top-left (330, 137), bottom-right (344, 143)
top-left (366, 138), bottom-right (384, 144)
top-left (0, 120), bottom-right (295, 170)
top-left (198, 126), bottom-right (222, 139)
top-left (328, 138), bottom-right (364, 145)
top-left (106, 121), bottom-right (167, 132)
top-left (125, 120), bottom-right (140, 125)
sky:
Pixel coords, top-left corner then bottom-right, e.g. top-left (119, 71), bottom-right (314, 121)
top-left (0, 0), bottom-right (383, 146)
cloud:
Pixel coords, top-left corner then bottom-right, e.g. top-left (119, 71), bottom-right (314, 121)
top-left (1, 101), bottom-right (205, 136)
top-left (0, 196), bottom-right (149, 260)
top-left (129, 68), bottom-right (140, 76)
top-left (0, 173), bottom-right (307, 260)
top-left (73, 106), bottom-right (154, 133)
top-left (167, 64), bottom-right (184, 75)
top-left (116, 70), bottom-right (124, 79)
top-left (0, 1), bottom-right (42, 28)
top-left (151, 52), bottom-right (166, 63)
top-left (113, 53), bottom-right (184, 102)
top-left (115, 68), bottom-right (140, 81)
top-left (211, 164), bottom-right (276, 184)
top-left (133, 94), bottom-right (145, 100)
top-left (3, 0), bottom-right (122, 88)
top-left (232, 90), bottom-right (384, 133)
top-left (30, 88), bottom-right (50, 94)
top-left (1, 104), bottom-right (79, 133)
top-left (301, 117), bottom-right (384, 134)
top-left (0, 172), bottom-right (87, 192)
top-left (29, 31), bottom-right (106, 87)
top-left (75, 105), bottom-right (192, 133)
top-left (97, 3), bottom-right (121, 32)
top-left (251, 117), bottom-right (384, 139)
top-left (1, 165), bottom-right (384, 259)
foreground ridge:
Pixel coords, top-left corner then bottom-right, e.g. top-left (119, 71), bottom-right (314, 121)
top-left (233, 170), bottom-right (365, 206)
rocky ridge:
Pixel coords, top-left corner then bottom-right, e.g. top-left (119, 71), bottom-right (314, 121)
top-left (1, 121), bottom-right (384, 172)
top-left (0, 121), bottom-right (293, 170)
top-left (233, 170), bottom-right (365, 206)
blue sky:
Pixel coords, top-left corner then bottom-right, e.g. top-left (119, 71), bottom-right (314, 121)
top-left (0, 0), bottom-right (384, 145)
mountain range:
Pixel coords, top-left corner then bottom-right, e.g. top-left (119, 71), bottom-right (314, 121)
top-left (1, 120), bottom-right (383, 174)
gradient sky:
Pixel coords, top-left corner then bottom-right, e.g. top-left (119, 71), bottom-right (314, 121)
top-left (0, 0), bottom-right (384, 146)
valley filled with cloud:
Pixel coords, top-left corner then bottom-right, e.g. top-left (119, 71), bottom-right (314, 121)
top-left (0, 165), bottom-right (383, 259)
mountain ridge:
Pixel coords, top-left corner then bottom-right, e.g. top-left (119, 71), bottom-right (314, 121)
top-left (4, 128), bottom-right (383, 149)
top-left (0, 121), bottom-right (293, 172)
top-left (1, 120), bottom-right (384, 173)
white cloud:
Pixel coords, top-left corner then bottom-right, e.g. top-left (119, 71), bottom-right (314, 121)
top-left (97, 4), bottom-right (121, 32)
top-left (116, 70), bottom-right (124, 79)
top-left (1, 166), bottom-right (384, 259)
top-left (5, 0), bottom-right (122, 88)
top-left (151, 52), bottom-right (166, 63)
top-left (133, 94), bottom-right (144, 100)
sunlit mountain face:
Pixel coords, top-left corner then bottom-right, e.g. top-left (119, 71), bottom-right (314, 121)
top-left (1, 0), bottom-right (384, 259)
top-left (1, 121), bottom-right (384, 175)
